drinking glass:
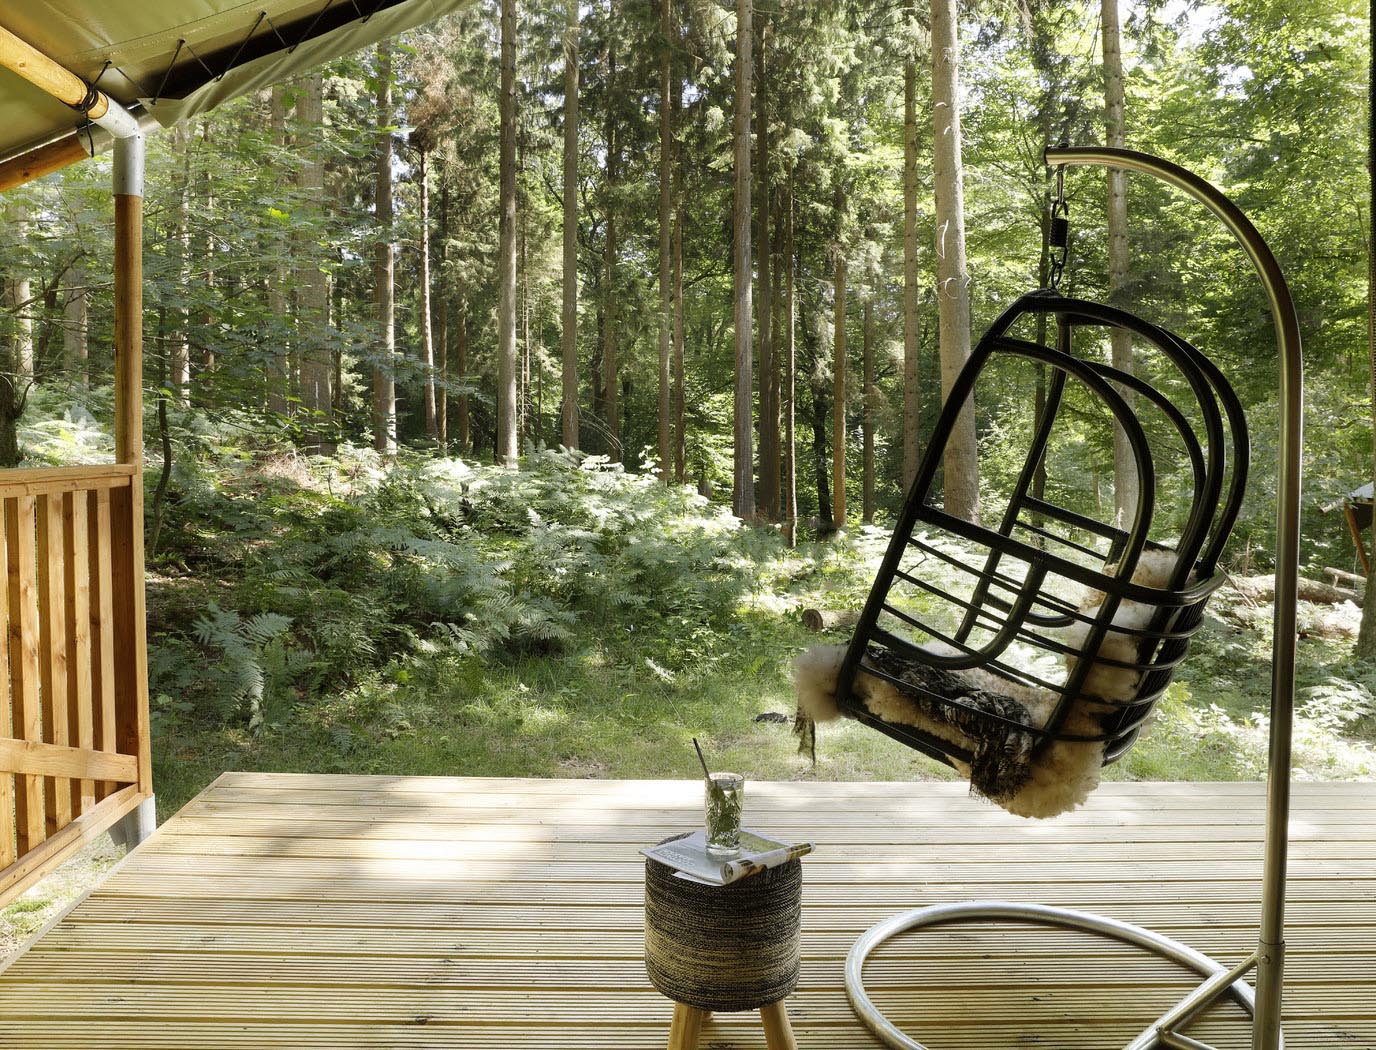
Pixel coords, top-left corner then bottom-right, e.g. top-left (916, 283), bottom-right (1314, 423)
top-left (704, 772), bottom-right (744, 857)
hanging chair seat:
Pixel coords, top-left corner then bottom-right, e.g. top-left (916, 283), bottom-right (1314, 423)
top-left (795, 291), bottom-right (1248, 819)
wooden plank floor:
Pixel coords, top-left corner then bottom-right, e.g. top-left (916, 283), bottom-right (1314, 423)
top-left (0, 773), bottom-right (1372, 1048)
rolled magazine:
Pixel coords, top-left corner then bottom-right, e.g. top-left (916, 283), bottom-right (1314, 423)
top-left (640, 829), bottom-right (814, 886)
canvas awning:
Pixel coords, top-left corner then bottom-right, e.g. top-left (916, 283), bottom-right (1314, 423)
top-left (0, 0), bottom-right (472, 177)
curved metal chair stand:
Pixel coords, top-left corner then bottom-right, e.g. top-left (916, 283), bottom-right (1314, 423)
top-left (841, 147), bottom-right (1302, 1050)
top-left (846, 902), bottom-right (1278, 1050)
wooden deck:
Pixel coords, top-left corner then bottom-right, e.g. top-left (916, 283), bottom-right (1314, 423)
top-left (0, 773), bottom-right (1371, 1048)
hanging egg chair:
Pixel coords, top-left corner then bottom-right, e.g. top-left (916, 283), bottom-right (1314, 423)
top-left (819, 290), bottom-right (1250, 819)
top-left (801, 147), bottom-right (1302, 1050)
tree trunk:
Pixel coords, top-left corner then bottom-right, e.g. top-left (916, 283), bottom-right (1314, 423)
top-left (903, 42), bottom-right (921, 490)
top-left (1357, 10), bottom-right (1376, 657)
top-left (456, 294), bottom-right (471, 451)
top-left (62, 260), bottom-right (88, 391)
top-left (755, 14), bottom-right (778, 519)
top-left (438, 171), bottom-right (450, 448)
top-left (1102, 0), bottom-right (1137, 524)
top-left (862, 297), bottom-right (875, 525)
top-left (812, 376), bottom-right (831, 533)
top-left (418, 145), bottom-right (439, 443)
top-left (783, 168), bottom-right (797, 547)
top-left (373, 44), bottom-right (397, 453)
top-left (0, 238), bottom-right (25, 466)
top-left (267, 84), bottom-right (290, 416)
top-left (298, 73), bottom-right (333, 451)
top-left (170, 124), bottom-right (191, 407)
top-left (657, 0), bottom-right (673, 480)
top-left (194, 118), bottom-right (216, 390)
top-left (732, 0), bottom-right (755, 519)
top-left (672, 82), bottom-right (686, 483)
top-left (832, 196), bottom-right (847, 532)
top-left (8, 202), bottom-right (32, 385)
top-left (603, 0), bottom-right (621, 463)
top-left (561, 0), bottom-right (580, 450)
top-left (497, 0), bottom-right (520, 467)
top-left (931, 0), bottom-right (978, 522)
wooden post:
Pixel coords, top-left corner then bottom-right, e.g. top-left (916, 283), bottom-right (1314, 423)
top-left (1344, 501), bottom-right (1371, 577)
top-left (111, 134), bottom-right (155, 832)
top-left (114, 139), bottom-right (143, 466)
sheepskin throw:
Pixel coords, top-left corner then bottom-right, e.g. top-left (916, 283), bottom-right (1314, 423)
top-left (794, 550), bottom-right (1182, 820)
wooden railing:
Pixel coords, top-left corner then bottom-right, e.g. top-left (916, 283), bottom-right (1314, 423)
top-left (0, 464), bottom-right (151, 908)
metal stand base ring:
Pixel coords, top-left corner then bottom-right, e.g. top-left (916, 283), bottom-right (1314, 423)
top-left (845, 901), bottom-right (1277, 1050)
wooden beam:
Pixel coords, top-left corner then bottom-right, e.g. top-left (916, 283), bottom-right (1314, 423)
top-left (0, 784), bottom-right (143, 909)
top-left (0, 24), bottom-right (108, 114)
top-left (0, 464), bottom-right (134, 499)
top-left (0, 133), bottom-right (91, 193)
top-left (0, 738), bottom-right (137, 784)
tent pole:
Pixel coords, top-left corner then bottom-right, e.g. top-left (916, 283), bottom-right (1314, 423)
top-left (113, 133), bottom-right (144, 464)
top-left (112, 129), bottom-right (154, 833)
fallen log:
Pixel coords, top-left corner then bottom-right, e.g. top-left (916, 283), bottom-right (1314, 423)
top-left (801, 609), bottom-right (861, 631)
top-left (1228, 574), bottom-right (1363, 608)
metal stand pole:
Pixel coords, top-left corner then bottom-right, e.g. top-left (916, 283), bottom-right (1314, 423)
top-left (1046, 147), bottom-right (1301, 1050)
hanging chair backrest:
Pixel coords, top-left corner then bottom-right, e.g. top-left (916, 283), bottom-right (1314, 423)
top-left (835, 290), bottom-right (1250, 768)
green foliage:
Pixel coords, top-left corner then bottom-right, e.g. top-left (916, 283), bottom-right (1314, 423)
top-left (146, 442), bottom-right (761, 734)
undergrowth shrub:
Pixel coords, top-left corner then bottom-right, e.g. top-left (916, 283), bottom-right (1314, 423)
top-left (148, 445), bottom-right (758, 731)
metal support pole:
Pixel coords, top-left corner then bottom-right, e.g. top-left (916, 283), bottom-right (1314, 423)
top-left (1046, 146), bottom-right (1302, 1050)
top-left (108, 794), bottom-right (157, 851)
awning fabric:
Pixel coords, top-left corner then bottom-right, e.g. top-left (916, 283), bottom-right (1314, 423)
top-left (0, 0), bottom-right (472, 163)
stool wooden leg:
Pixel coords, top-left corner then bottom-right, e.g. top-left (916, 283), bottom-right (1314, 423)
top-left (760, 1001), bottom-right (798, 1050)
top-left (667, 1003), bottom-right (706, 1050)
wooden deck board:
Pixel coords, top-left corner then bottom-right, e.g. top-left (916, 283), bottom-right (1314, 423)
top-left (0, 774), bottom-right (1372, 1049)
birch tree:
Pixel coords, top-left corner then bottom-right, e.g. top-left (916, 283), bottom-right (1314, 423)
top-left (932, 0), bottom-right (978, 521)
top-left (496, 0), bottom-right (520, 467)
top-left (1103, 0), bottom-right (1137, 522)
top-left (561, 0), bottom-right (580, 449)
top-left (732, 0), bottom-right (755, 518)
top-left (657, 0), bottom-right (673, 480)
top-left (298, 72), bottom-right (332, 450)
top-left (373, 43), bottom-right (397, 453)
top-left (903, 15), bottom-right (921, 490)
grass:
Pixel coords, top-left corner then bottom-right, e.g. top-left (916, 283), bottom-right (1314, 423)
top-left (149, 530), bottom-right (1376, 818)
top-left (151, 543), bottom-right (955, 817)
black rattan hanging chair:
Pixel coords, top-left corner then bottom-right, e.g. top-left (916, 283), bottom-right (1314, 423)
top-left (832, 289), bottom-right (1249, 784)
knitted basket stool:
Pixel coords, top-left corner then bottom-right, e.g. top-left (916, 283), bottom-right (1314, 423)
top-left (644, 843), bottom-right (802, 1050)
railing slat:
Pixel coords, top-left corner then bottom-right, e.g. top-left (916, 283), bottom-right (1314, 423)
top-left (36, 494), bottom-right (72, 836)
top-left (0, 508), bottom-right (14, 869)
top-left (5, 497), bottom-right (46, 853)
top-left (111, 480), bottom-right (151, 795)
top-left (0, 738), bottom-right (137, 783)
top-left (64, 492), bottom-right (95, 814)
top-left (89, 489), bottom-right (118, 802)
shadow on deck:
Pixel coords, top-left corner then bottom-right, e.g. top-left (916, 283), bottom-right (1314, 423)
top-left (0, 774), bottom-right (1371, 1048)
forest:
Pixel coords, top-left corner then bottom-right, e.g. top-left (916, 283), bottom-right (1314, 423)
top-left (0, 0), bottom-right (1373, 828)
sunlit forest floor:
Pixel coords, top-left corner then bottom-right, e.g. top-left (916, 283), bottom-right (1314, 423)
top-left (141, 442), bottom-right (1375, 820)
top-left (4, 426), bottom-right (1374, 959)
